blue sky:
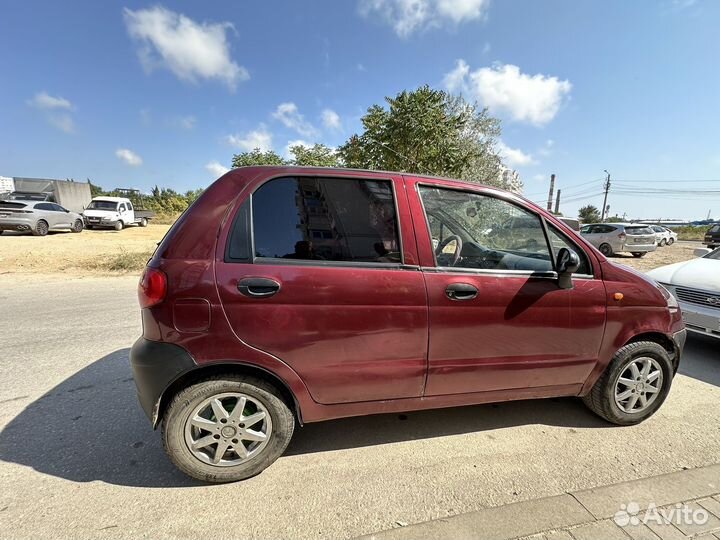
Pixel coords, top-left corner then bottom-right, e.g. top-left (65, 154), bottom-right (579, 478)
top-left (1, 0), bottom-right (719, 220)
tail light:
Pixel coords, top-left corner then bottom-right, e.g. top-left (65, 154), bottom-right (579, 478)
top-left (618, 232), bottom-right (626, 241)
top-left (138, 267), bottom-right (167, 308)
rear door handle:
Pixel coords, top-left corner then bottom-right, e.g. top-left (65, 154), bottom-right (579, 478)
top-left (238, 277), bottom-right (281, 298)
top-left (445, 283), bottom-right (478, 301)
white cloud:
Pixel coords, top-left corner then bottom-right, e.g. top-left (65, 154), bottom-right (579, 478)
top-left (497, 141), bottom-right (536, 167)
top-left (226, 125), bottom-right (273, 152)
top-left (445, 61), bottom-right (572, 125)
top-left (272, 102), bottom-right (317, 137)
top-left (321, 109), bottom-right (341, 130)
top-left (206, 160), bottom-right (230, 177)
top-left (443, 59), bottom-right (470, 93)
top-left (173, 115), bottom-right (196, 130)
top-left (115, 148), bottom-right (143, 166)
top-left (123, 6), bottom-right (248, 90)
top-left (359, 0), bottom-right (490, 37)
top-left (47, 114), bottom-right (75, 134)
top-left (28, 91), bottom-right (73, 110)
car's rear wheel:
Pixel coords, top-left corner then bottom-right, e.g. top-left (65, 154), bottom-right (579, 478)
top-left (33, 220), bottom-right (49, 237)
top-left (667, 237), bottom-right (675, 245)
top-left (631, 252), bottom-right (646, 258)
top-left (582, 341), bottom-right (674, 425)
top-left (599, 243), bottom-right (613, 256)
top-left (139, 217), bottom-right (148, 227)
top-left (659, 238), bottom-right (666, 247)
top-left (114, 221), bottom-right (124, 231)
top-left (71, 219), bottom-right (83, 233)
top-left (162, 375), bottom-right (295, 483)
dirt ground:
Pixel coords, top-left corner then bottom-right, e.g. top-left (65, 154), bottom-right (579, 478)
top-left (0, 224), bottom-right (170, 275)
top-left (0, 225), bottom-right (701, 276)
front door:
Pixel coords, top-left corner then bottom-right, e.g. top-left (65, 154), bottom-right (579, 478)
top-left (215, 174), bottom-right (428, 405)
top-left (409, 181), bottom-right (606, 396)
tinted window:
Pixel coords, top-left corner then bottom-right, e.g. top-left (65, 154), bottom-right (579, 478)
top-left (227, 199), bottom-right (251, 260)
top-left (580, 225), bottom-right (592, 234)
top-left (35, 203), bottom-right (53, 211)
top-left (419, 186), bottom-right (553, 272)
top-left (709, 225), bottom-right (720, 233)
top-left (127, 202), bottom-right (133, 211)
top-left (52, 204), bottom-right (66, 212)
top-left (625, 226), bottom-right (653, 235)
top-left (546, 225), bottom-right (591, 275)
top-left (251, 176), bottom-right (401, 264)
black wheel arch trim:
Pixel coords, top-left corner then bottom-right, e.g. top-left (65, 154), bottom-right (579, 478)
top-left (130, 338), bottom-right (303, 429)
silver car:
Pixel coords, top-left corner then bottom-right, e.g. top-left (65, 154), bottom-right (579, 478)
top-left (0, 200), bottom-right (84, 236)
top-left (580, 222), bottom-right (657, 257)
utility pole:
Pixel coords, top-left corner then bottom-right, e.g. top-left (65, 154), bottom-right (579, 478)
top-left (601, 170), bottom-right (611, 222)
top-left (547, 174), bottom-right (555, 212)
top-left (554, 189), bottom-right (561, 214)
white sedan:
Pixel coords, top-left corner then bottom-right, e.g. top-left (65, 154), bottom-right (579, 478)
top-left (647, 248), bottom-right (720, 339)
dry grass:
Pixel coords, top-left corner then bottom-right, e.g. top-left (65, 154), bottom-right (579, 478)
top-left (0, 224), bottom-right (170, 275)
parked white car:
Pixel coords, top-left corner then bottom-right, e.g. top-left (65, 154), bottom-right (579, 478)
top-left (646, 247), bottom-right (720, 339)
top-left (646, 225), bottom-right (677, 247)
top-left (82, 196), bottom-right (152, 230)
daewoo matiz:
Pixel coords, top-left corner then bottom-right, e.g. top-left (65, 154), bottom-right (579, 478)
top-left (131, 166), bottom-right (686, 482)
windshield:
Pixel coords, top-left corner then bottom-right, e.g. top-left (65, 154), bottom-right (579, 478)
top-left (87, 200), bottom-right (118, 211)
top-left (704, 248), bottom-right (720, 260)
top-left (625, 226), bottom-right (653, 235)
top-left (710, 224), bottom-right (720, 233)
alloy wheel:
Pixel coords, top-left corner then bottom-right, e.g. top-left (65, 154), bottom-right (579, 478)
top-left (614, 357), bottom-right (663, 414)
top-left (184, 392), bottom-right (272, 467)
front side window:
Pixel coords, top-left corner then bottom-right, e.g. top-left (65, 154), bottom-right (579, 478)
top-left (545, 225), bottom-right (592, 275)
top-left (419, 186), bottom-right (553, 272)
top-left (250, 176), bottom-right (401, 264)
top-left (119, 204), bottom-right (126, 212)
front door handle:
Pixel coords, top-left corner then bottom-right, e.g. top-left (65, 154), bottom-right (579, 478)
top-left (238, 277), bottom-right (281, 298)
top-left (445, 283), bottom-right (478, 301)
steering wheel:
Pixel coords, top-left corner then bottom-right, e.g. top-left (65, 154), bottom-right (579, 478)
top-left (435, 235), bottom-right (463, 267)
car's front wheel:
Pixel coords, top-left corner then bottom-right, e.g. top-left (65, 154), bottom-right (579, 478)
top-left (71, 219), bottom-right (83, 233)
top-left (582, 341), bottom-right (674, 425)
top-left (667, 237), bottom-right (675, 245)
top-left (162, 375), bottom-right (295, 483)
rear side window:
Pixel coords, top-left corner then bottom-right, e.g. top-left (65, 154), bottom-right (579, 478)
top-left (248, 176), bottom-right (401, 264)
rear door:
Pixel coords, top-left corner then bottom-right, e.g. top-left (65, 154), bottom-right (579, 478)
top-left (34, 203), bottom-right (61, 228)
top-left (407, 179), bottom-right (606, 396)
top-left (215, 173), bottom-right (428, 405)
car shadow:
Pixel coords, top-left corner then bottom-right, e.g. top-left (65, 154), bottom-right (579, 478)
top-left (0, 348), bottom-right (619, 487)
top-left (678, 333), bottom-right (720, 387)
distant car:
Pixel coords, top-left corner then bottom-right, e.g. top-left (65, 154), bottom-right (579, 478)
top-left (647, 247), bottom-right (720, 339)
top-left (0, 200), bottom-right (84, 236)
top-left (580, 223), bottom-right (657, 257)
top-left (664, 227), bottom-right (678, 245)
top-left (704, 224), bottom-right (720, 249)
top-left (646, 225), bottom-right (673, 247)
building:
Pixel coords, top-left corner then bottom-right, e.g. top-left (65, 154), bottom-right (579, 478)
top-left (0, 176), bottom-right (14, 194)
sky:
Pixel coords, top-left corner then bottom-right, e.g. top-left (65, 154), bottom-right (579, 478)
top-left (1, 0), bottom-right (719, 220)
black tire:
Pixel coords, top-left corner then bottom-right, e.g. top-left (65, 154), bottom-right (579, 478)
top-left (71, 219), bottom-right (83, 233)
top-left (139, 217), bottom-right (148, 227)
top-left (86, 224), bottom-right (94, 230)
top-left (667, 238), bottom-right (675, 245)
top-left (582, 341), bottom-right (674, 426)
top-left (599, 243), bottom-right (613, 257)
top-left (162, 375), bottom-right (295, 483)
top-left (631, 252), bottom-right (646, 258)
top-left (33, 220), bottom-right (49, 237)
top-left (114, 221), bottom-right (124, 231)
top-left (659, 239), bottom-right (666, 247)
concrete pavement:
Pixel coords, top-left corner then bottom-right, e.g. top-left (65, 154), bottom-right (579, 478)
top-left (0, 273), bottom-right (719, 539)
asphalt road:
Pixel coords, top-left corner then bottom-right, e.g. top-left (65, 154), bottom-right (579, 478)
top-left (0, 274), bottom-right (719, 540)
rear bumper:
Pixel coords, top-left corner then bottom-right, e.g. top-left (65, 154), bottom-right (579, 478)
top-left (620, 243), bottom-right (656, 253)
top-left (130, 338), bottom-right (196, 426)
top-left (0, 217), bottom-right (34, 231)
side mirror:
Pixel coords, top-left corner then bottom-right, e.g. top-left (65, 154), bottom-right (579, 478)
top-left (557, 247), bottom-right (580, 289)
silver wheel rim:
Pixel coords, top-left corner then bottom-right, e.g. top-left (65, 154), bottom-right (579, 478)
top-left (614, 357), bottom-right (664, 414)
top-left (184, 392), bottom-right (272, 467)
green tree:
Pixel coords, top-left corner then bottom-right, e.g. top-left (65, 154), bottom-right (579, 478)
top-left (231, 148), bottom-right (286, 168)
top-left (87, 179), bottom-right (106, 197)
top-left (578, 205), bottom-right (601, 223)
top-left (337, 85), bottom-right (503, 185)
top-left (290, 143), bottom-right (340, 167)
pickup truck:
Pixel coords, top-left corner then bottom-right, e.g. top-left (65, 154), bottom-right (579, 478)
top-left (82, 196), bottom-right (154, 230)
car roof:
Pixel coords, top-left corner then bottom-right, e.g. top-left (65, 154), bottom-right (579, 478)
top-left (91, 196), bottom-right (128, 202)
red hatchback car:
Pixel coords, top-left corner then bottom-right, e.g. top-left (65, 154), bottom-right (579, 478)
top-left (131, 166), bottom-right (686, 482)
